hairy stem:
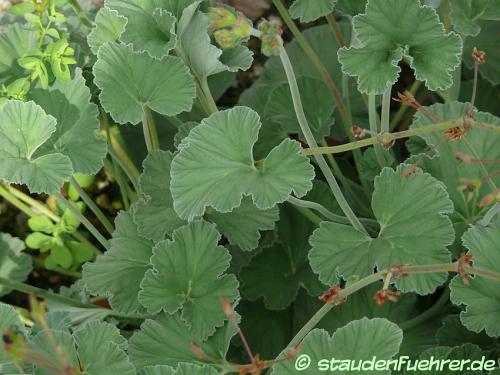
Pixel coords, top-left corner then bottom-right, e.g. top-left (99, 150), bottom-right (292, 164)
top-left (0, 185), bottom-right (36, 217)
top-left (70, 177), bottom-right (114, 235)
top-left (200, 77), bottom-right (218, 114)
top-left (304, 119), bottom-right (499, 156)
top-left (390, 80), bottom-right (421, 131)
top-left (55, 193), bottom-right (110, 251)
top-left (368, 94), bottom-right (387, 167)
top-left (279, 47), bottom-right (367, 234)
top-left (142, 106), bottom-right (159, 152)
top-left (68, 0), bottom-right (93, 28)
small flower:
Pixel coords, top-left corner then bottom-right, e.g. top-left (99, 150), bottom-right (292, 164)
top-left (472, 47), bottom-right (486, 65)
top-left (258, 18), bottom-right (283, 57)
top-left (351, 125), bottom-right (366, 139)
top-left (374, 289), bottom-right (400, 305)
top-left (207, 7), bottom-right (237, 29)
top-left (456, 253), bottom-right (474, 285)
top-left (443, 127), bottom-right (466, 142)
top-left (319, 286), bottom-right (345, 305)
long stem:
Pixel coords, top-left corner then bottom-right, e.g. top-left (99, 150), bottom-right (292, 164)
top-left (281, 261), bottom-right (500, 353)
top-left (271, 0), bottom-right (350, 128)
top-left (303, 118), bottom-right (498, 156)
top-left (32, 258), bottom-right (81, 278)
top-left (6, 186), bottom-right (59, 222)
top-left (55, 193), bottom-right (110, 251)
top-left (381, 86), bottom-right (392, 134)
top-left (104, 159), bottom-right (131, 210)
top-left (279, 47), bottom-right (367, 234)
top-left (70, 177), bottom-right (114, 235)
top-left (108, 147), bottom-right (140, 193)
top-left (399, 288), bottom-right (451, 331)
top-left (325, 13), bottom-right (346, 47)
top-left (142, 106), bottom-right (159, 152)
top-left (369, 94), bottom-right (387, 167)
top-left (68, 0), bottom-right (93, 28)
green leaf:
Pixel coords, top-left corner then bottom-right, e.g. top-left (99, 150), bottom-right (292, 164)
top-left (51, 244), bottom-right (73, 268)
top-left (176, 1), bottom-right (252, 79)
top-left (271, 318), bottom-right (403, 374)
top-left (463, 21), bottom-right (500, 85)
top-left (265, 76), bottom-right (335, 142)
top-left (240, 204), bottom-right (325, 310)
top-left (105, 0), bottom-right (177, 58)
top-left (0, 303), bottom-right (27, 373)
top-left (30, 69), bottom-right (107, 175)
top-left (31, 321), bottom-right (134, 375)
top-left (0, 100), bottom-right (73, 194)
top-left (93, 42), bottom-right (196, 125)
top-left (87, 7), bottom-right (127, 54)
top-left (338, 0), bottom-right (462, 94)
top-left (139, 220), bottom-right (239, 340)
top-left (134, 150), bottom-right (186, 242)
top-left (450, 217), bottom-right (500, 337)
top-left (410, 102), bottom-right (500, 220)
top-left (450, 0), bottom-right (500, 36)
top-left (73, 321), bottom-right (135, 375)
top-left (207, 198), bottom-right (279, 251)
top-left (83, 209), bottom-right (154, 314)
top-left (171, 107), bottom-right (315, 221)
top-left (129, 312), bottom-right (235, 370)
top-left (290, 0), bottom-right (336, 23)
top-left (0, 24), bottom-right (37, 85)
top-left (336, 0), bottom-right (367, 17)
top-left (310, 166), bottom-right (454, 294)
top-left (133, 150), bottom-right (278, 250)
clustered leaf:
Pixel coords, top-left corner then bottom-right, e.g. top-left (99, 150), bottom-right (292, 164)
top-left (170, 106), bottom-right (315, 221)
top-left (87, 7), bottom-right (127, 54)
top-left (309, 166), bottom-right (454, 294)
top-left (338, 0), bottom-right (463, 94)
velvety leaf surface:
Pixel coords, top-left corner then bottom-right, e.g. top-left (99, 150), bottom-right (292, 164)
top-left (93, 42), bottom-right (196, 125)
top-left (129, 313), bottom-right (235, 369)
top-left (105, 0), bottom-right (177, 58)
top-left (450, 0), bottom-right (500, 36)
top-left (410, 102), bottom-right (500, 220)
top-left (289, 0), bottom-right (336, 22)
top-left (83, 209), bottom-right (154, 314)
top-left (450, 217), bottom-right (500, 337)
top-left (170, 107), bottom-right (315, 221)
top-left (0, 100), bottom-right (73, 194)
top-left (139, 220), bottom-right (239, 340)
top-left (338, 0), bottom-right (462, 94)
top-left (271, 318), bottom-right (403, 374)
top-left (30, 69), bottom-right (107, 174)
top-left (0, 233), bottom-right (32, 297)
top-left (87, 7), bottom-right (127, 54)
top-left (309, 166), bottom-right (454, 294)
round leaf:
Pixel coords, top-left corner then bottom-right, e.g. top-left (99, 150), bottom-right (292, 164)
top-left (0, 233), bottom-right (32, 297)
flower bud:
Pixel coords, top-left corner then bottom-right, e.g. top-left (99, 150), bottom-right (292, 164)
top-left (207, 7), bottom-right (237, 29)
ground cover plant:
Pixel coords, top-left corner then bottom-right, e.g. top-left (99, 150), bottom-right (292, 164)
top-left (0, 0), bottom-right (499, 373)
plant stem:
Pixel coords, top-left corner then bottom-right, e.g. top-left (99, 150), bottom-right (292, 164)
top-left (281, 261), bottom-right (500, 353)
top-left (279, 47), bottom-right (367, 234)
top-left (6, 186), bottom-right (59, 222)
top-left (0, 185), bottom-right (36, 217)
top-left (271, 0), bottom-right (350, 128)
top-left (369, 94), bottom-right (387, 167)
top-left (55, 193), bottom-right (110, 251)
top-left (479, 203), bottom-right (500, 226)
top-left (108, 147), bottom-right (140, 193)
top-left (390, 80), bottom-right (421, 131)
top-left (303, 118), bottom-right (499, 156)
top-left (381, 86), bottom-right (392, 134)
top-left (0, 277), bottom-right (91, 309)
top-left (325, 13), bottom-right (346, 47)
top-left (104, 159), bottom-right (131, 210)
top-left (70, 177), bottom-right (114, 235)
top-left (68, 0), bottom-right (93, 28)
top-left (142, 106), bottom-right (159, 152)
